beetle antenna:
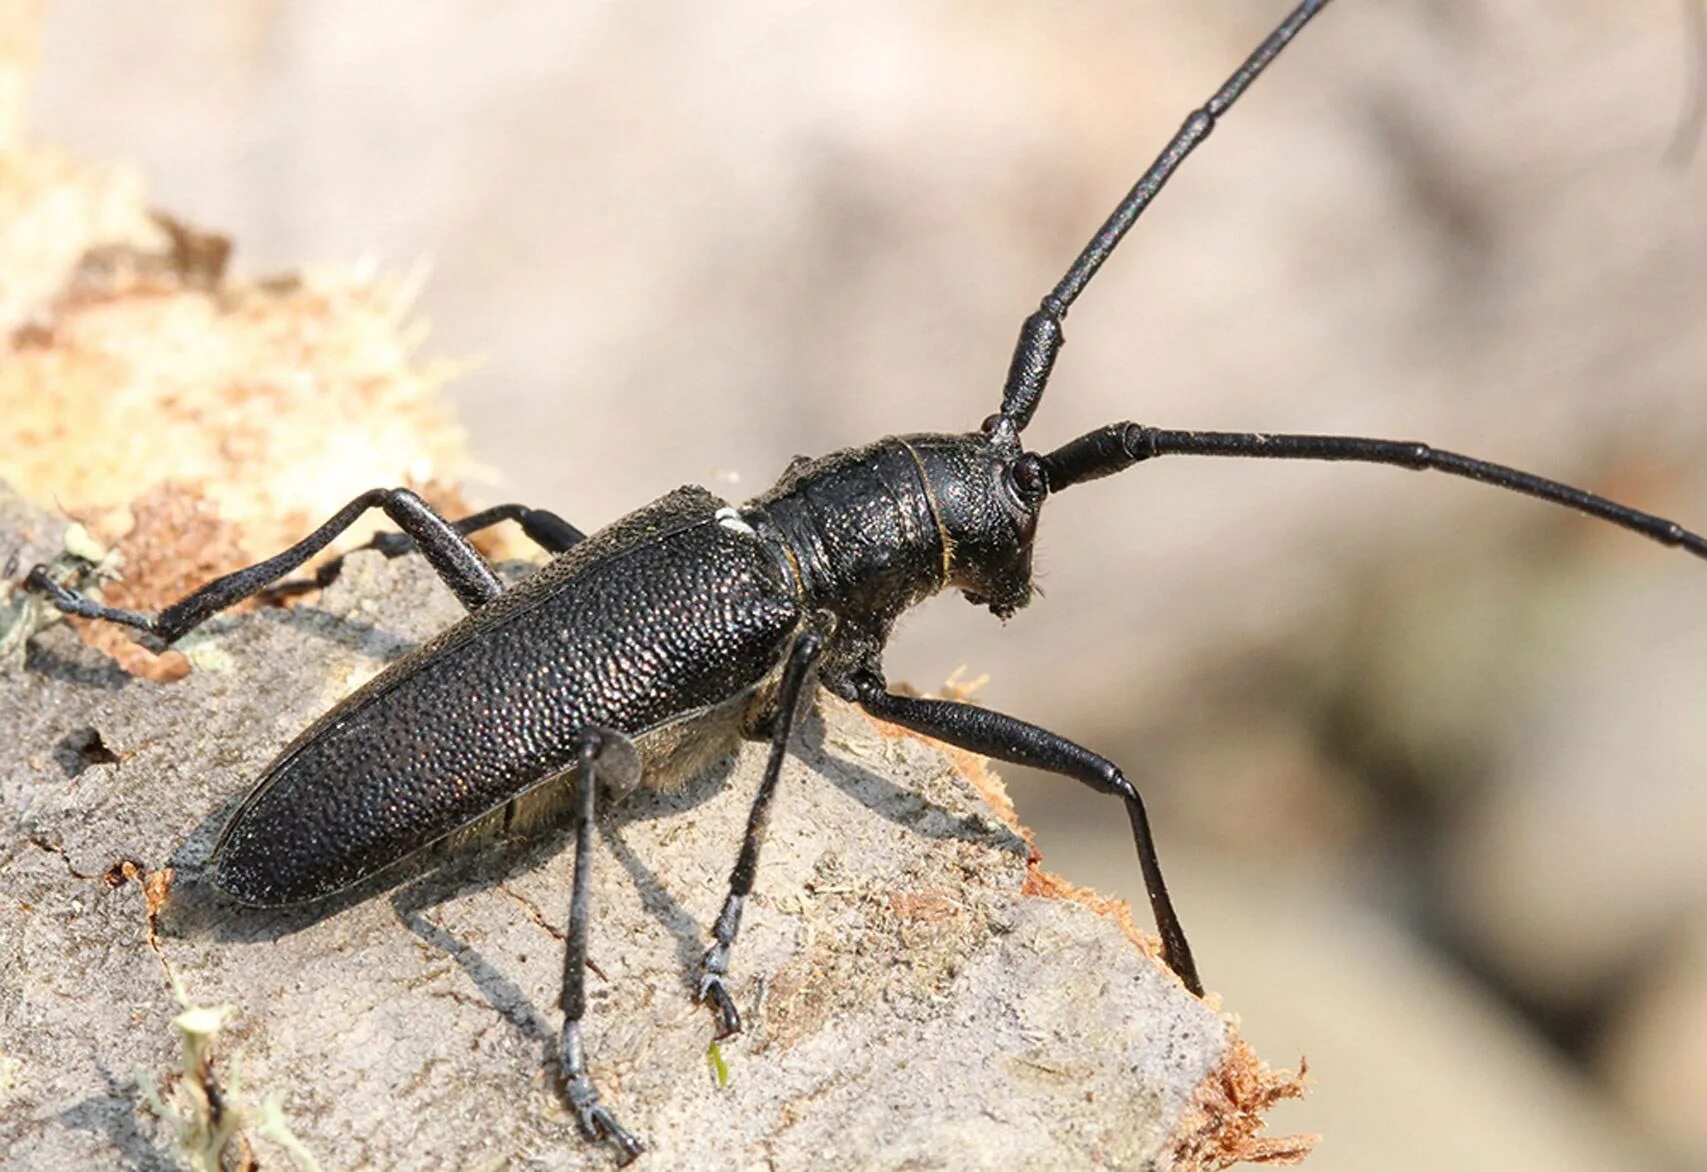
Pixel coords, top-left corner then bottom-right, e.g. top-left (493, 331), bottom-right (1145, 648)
top-left (1039, 422), bottom-right (1707, 560)
top-left (997, 0), bottom-right (1332, 434)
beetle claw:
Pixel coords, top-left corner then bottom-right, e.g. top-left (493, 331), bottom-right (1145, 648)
top-left (563, 1072), bottom-right (646, 1162)
top-left (585, 1106), bottom-right (645, 1165)
top-left (697, 973), bottom-right (743, 1039)
top-left (589, 1107), bottom-right (646, 1164)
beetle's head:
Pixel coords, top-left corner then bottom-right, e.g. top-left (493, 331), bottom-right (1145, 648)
top-left (907, 419), bottom-right (1048, 619)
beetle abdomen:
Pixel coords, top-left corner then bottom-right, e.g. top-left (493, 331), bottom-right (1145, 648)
top-left (214, 488), bottom-right (800, 905)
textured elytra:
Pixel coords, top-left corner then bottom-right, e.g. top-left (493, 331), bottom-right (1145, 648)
top-left (215, 486), bottom-right (802, 905)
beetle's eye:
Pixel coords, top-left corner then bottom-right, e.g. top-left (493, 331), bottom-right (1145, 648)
top-left (1009, 454), bottom-right (1048, 505)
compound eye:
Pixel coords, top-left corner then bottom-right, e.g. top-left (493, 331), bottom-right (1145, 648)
top-left (1008, 453), bottom-right (1048, 506)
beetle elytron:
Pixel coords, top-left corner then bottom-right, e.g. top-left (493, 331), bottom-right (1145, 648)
top-left (23, 0), bottom-right (1707, 1161)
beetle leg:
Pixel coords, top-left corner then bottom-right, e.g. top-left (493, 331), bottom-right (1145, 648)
top-left (559, 728), bottom-right (645, 1163)
top-left (264, 503), bottom-right (587, 600)
top-left (849, 670), bottom-right (1203, 998)
top-left (21, 487), bottom-right (503, 646)
top-left (698, 629), bottom-right (825, 1039)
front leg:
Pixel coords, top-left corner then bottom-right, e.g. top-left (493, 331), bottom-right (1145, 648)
top-left (848, 668), bottom-right (1202, 997)
top-left (698, 629), bottom-right (824, 1038)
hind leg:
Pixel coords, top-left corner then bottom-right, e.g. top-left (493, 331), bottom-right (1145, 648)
top-left (558, 729), bottom-right (646, 1163)
top-left (264, 502), bottom-right (587, 601)
top-left (23, 487), bottom-right (504, 645)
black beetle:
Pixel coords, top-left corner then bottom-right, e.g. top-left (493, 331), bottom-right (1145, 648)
top-left (22, 0), bottom-right (1707, 1160)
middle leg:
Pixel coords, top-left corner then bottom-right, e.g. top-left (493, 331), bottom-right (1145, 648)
top-left (698, 629), bottom-right (825, 1038)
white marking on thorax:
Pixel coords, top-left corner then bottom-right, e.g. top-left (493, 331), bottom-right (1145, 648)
top-left (715, 507), bottom-right (757, 538)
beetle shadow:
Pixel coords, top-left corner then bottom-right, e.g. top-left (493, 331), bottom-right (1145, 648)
top-left (264, 555), bottom-right (542, 664)
top-left (388, 881), bottom-right (561, 1066)
top-left (266, 604), bottom-right (417, 663)
top-left (791, 710), bottom-right (1028, 858)
top-left (18, 603), bottom-right (417, 698)
top-left (21, 629), bottom-right (132, 690)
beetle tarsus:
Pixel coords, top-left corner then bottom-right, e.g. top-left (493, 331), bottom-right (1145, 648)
top-left (698, 903), bottom-right (746, 1037)
top-left (697, 965), bottom-right (743, 1039)
top-left (25, 563), bottom-right (142, 625)
top-left (560, 1022), bottom-right (646, 1163)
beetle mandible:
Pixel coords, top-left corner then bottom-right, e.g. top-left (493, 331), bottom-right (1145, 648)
top-left (22, 0), bottom-right (1707, 1161)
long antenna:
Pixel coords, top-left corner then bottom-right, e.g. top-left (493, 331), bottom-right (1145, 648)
top-left (1039, 422), bottom-right (1707, 561)
top-left (997, 0), bottom-right (1333, 433)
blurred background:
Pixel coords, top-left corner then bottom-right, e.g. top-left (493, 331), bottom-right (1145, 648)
top-left (16, 0), bottom-right (1707, 1167)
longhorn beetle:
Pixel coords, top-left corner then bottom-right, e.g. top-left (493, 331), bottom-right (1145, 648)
top-left (22, 0), bottom-right (1707, 1162)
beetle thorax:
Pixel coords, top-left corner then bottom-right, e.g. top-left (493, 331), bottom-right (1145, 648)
top-left (751, 439), bottom-right (945, 622)
top-left (748, 433), bottom-right (1041, 685)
